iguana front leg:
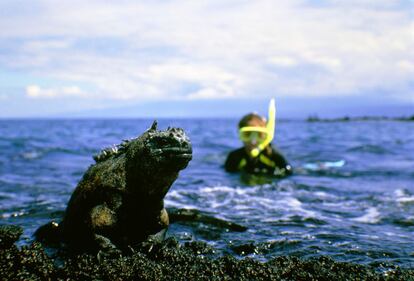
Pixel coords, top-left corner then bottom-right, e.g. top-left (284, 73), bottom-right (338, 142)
top-left (147, 208), bottom-right (169, 242)
top-left (89, 204), bottom-right (120, 256)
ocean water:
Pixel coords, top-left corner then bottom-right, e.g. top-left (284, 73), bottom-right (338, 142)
top-left (0, 119), bottom-right (413, 267)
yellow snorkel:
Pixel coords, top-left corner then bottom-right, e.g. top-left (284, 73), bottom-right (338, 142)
top-left (239, 98), bottom-right (276, 158)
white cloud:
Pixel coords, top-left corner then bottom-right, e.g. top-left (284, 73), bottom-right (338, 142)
top-left (22, 39), bottom-right (73, 52)
top-left (26, 85), bottom-right (86, 98)
top-left (26, 85), bottom-right (46, 98)
top-left (268, 56), bottom-right (298, 67)
top-left (0, 0), bottom-right (413, 102)
top-left (397, 61), bottom-right (414, 73)
top-left (188, 83), bottom-right (236, 100)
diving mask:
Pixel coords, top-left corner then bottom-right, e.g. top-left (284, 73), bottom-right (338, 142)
top-left (238, 99), bottom-right (276, 158)
top-left (239, 126), bottom-right (268, 144)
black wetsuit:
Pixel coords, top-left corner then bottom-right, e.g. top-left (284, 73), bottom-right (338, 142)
top-left (225, 145), bottom-right (292, 177)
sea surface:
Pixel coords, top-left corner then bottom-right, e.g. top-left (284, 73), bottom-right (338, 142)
top-left (0, 119), bottom-right (413, 267)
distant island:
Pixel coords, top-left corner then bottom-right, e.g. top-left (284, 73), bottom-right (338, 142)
top-left (306, 115), bottom-right (414, 122)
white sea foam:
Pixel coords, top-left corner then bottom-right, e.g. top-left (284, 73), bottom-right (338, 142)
top-left (0, 211), bottom-right (27, 219)
top-left (166, 190), bottom-right (185, 200)
top-left (392, 188), bottom-right (414, 204)
top-left (384, 232), bottom-right (410, 239)
top-left (284, 197), bottom-right (302, 208)
top-left (164, 199), bottom-right (197, 210)
top-left (21, 151), bottom-right (42, 160)
top-left (397, 196), bottom-right (414, 203)
top-left (352, 207), bottom-right (381, 224)
top-left (199, 185), bottom-right (249, 196)
top-left (209, 198), bottom-right (233, 209)
top-left (394, 189), bottom-right (408, 197)
top-left (169, 184), bottom-right (320, 224)
top-left (314, 191), bottom-right (338, 200)
top-left (280, 197), bottom-right (318, 217)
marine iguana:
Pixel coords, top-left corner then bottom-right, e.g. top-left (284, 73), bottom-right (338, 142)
top-left (36, 121), bottom-right (192, 254)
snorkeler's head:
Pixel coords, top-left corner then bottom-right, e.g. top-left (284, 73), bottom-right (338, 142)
top-left (238, 99), bottom-right (276, 158)
top-left (238, 113), bottom-right (268, 146)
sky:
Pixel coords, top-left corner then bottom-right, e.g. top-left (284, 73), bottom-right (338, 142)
top-left (0, 0), bottom-right (413, 118)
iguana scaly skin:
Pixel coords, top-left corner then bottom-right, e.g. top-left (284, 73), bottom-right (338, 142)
top-left (36, 121), bottom-right (192, 254)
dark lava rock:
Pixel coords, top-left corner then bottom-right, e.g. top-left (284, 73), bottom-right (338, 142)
top-left (0, 225), bottom-right (23, 249)
top-left (35, 121), bottom-right (193, 254)
top-left (1, 227), bottom-right (414, 281)
top-left (168, 208), bottom-right (247, 232)
top-left (230, 240), bottom-right (302, 256)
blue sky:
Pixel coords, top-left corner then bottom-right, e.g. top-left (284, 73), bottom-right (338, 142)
top-left (0, 0), bottom-right (413, 118)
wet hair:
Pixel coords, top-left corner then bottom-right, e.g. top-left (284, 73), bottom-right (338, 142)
top-left (238, 113), bottom-right (266, 128)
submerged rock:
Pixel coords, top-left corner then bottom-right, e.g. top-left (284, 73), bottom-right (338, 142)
top-left (168, 208), bottom-right (247, 232)
top-left (35, 121), bottom-right (192, 254)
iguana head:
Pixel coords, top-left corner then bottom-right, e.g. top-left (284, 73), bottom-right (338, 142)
top-left (93, 121), bottom-right (192, 198)
top-left (124, 121), bottom-right (192, 198)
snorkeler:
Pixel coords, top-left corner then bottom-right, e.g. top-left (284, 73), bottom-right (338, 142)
top-left (225, 99), bottom-right (292, 177)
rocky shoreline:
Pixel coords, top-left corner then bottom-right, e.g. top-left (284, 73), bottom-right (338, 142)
top-left (1, 225), bottom-right (413, 280)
